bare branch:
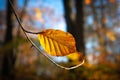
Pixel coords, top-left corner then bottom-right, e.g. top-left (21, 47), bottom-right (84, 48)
top-left (9, 0), bottom-right (43, 34)
top-left (17, 0), bottom-right (28, 36)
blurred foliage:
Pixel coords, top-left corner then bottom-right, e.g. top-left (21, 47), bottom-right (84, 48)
top-left (12, 42), bottom-right (120, 80)
top-left (14, 51), bottom-right (120, 80)
top-left (0, 37), bottom-right (27, 54)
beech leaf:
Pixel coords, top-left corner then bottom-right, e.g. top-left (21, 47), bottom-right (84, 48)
top-left (38, 29), bottom-right (76, 56)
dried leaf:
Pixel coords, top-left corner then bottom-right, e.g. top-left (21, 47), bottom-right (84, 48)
top-left (38, 29), bottom-right (76, 56)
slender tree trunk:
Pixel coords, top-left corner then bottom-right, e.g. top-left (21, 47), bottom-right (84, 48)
top-left (63, 0), bottom-right (74, 34)
top-left (63, 0), bottom-right (85, 55)
top-left (75, 0), bottom-right (85, 54)
top-left (2, 0), bottom-right (16, 79)
top-left (4, 1), bottom-right (13, 43)
top-left (91, 0), bottom-right (98, 26)
top-left (100, 0), bottom-right (107, 53)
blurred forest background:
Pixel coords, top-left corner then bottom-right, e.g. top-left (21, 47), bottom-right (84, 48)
top-left (0, 0), bottom-right (120, 80)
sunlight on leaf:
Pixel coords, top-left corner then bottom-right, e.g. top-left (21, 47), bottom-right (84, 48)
top-left (67, 52), bottom-right (81, 61)
top-left (38, 29), bottom-right (76, 56)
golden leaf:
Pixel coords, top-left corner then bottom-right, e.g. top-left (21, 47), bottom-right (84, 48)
top-left (38, 29), bottom-right (76, 56)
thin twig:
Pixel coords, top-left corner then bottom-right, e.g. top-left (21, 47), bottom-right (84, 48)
top-left (8, 0), bottom-right (84, 70)
top-left (9, 0), bottom-right (42, 34)
top-left (17, 0), bottom-right (28, 36)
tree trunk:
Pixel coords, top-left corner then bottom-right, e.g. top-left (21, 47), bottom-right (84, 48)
top-left (75, 0), bottom-right (85, 54)
top-left (99, 0), bottom-right (107, 53)
top-left (2, 0), bottom-right (16, 79)
top-left (63, 0), bottom-right (74, 34)
top-left (63, 0), bottom-right (85, 55)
